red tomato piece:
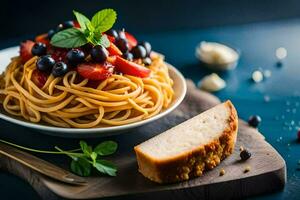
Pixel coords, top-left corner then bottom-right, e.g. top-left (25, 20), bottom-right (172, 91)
top-left (73, 21), bottom-right (81, 28)
top-left (35, 33), bottom-right (49, 46)
top-left (114, 56), bottom-right (150, 78)
top-left (48, 47), bottom-right (68, 62)
top-left (20, 40), bottom-right (35, 63)
top-left (77, 62), bottom-right (114, 80)
top-left (107, 42), bottom-right (123, 56)
top-left (106, 35), bottom-right (115, 43)
top-left (125, 32), bottom-right (138, 48)
top-left (31, 70), bottom-right (48, 88)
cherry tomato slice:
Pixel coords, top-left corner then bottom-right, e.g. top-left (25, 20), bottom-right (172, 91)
top-left (114, 56), bottom-right (150, 78)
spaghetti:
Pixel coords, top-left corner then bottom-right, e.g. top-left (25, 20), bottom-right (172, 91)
top-left (0, 53), bottom-right (174, 128)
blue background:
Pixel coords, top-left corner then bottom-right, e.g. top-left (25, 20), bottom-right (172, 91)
top-left (0, 0), bottom-right (300, 199)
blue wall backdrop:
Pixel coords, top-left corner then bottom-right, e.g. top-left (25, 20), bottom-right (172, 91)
top-left (1, 0), bottom-right (300, 42)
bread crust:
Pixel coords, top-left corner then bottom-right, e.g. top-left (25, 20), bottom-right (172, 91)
top-left (134, 100), bottom-right (238, 183)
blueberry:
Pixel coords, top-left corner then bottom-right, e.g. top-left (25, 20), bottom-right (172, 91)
top-left (115, 38), bottom-right (129, 53)
top-left (47, 29), bottom-right (56, 39)
top-left (131, 45), bottom-right (147, 59)
top-left (139, 41), bottom-right (152, 56)
top-left (248, 115), bottom-right (261, 128)
top-left (36, 55), bottom-right (55, 72)
top-left (143, 57), bottom-right (152, 66)
top-left (52, 62), bottom-right (68, 77)
top-left (240, 149), bottom-right (251, 161)
top-left (105, 29), bottom-right (119, 38)
top-left (56, 24), bottom-right (64, 32)
top-left (90, 45), bottom-right (108, 63)
top-left (62, 21), bottom-right (74, 29)
top-left (66, 49), bottom-right (85, 66)
top-left (31, 43), bottom-right (47, 56)
top-left (123, 52), bottom-right (133, 61)
top-left (56, 21), bottom-right (74, 32)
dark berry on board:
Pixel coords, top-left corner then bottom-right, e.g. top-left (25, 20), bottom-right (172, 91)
top-left (123, 52), bottom-right (133, 61)
top-left (139, 41), bottom-right (152, 56)
top-left (240, 149), bottom-right (251, 161)
top-left (47, 29), bottom-right (56, 39)
top-left (248, 115), bottom-right (262, 128)
top-left (105, 29), bottom-right (119, 38)
top-left (66, 49), bottom-right (85, 66)
top-left (131, 45), bottom-right (147, 59)
top-left (143, 57), bottom-right (152, 66)
top-left (52, 62), bottom-right (68, 77)
top-left (297, 130), bottom-right (300, 142)
top-left (31, 42), bottom-right (47, 56)
top-left (90, 45), bottom-right (109, 63)
top-left (36, 55), bottom-right (55, 72)
top-left (115, 38), bottom-right (129, 53)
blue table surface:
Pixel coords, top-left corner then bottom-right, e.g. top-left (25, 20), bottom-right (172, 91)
top-left (1, 18), bottom-right (300, 200)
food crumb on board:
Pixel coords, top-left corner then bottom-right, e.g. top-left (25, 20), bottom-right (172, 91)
top-left (244, 166), bottom-right (251, 173)
top-left (219, 169), bottom-right (225, 176)
top-left (239, 146), bottom-right (244, 151)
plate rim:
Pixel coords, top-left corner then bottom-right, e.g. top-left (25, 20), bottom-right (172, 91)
top-left (0, 46), bottom-right (187, 137)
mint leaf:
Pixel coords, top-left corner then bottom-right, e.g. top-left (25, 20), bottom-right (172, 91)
top-left (94, 159), bottom-right (117, 176)
top-left (51, 28), bottom-right (87, 48)
top-left (73, 10), bottom-right (91, 31)
top-left (86, 22), bottom-right (95, 32)
top-left (70, 158), bottom-right (92, 177)
top-left (96, 35), bottom-right (110, 48)
top-left (90, 152), bottom-right (97, 164)
top-left (94, 141), bottom-right (118, 156)
top-left (80, 140), bottom-right (92, 157)
top-left (91, 9), bottom-right (117, 32)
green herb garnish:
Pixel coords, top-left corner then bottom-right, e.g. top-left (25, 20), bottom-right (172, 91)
top-left (51, 8), bottom-right (117, 48)
top-left (0, 139), bottom-right (118, 177)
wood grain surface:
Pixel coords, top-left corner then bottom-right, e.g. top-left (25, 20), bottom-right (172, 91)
top-left (0, 80), bottom-right (286, 200)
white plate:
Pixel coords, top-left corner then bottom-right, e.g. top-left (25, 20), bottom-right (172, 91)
top-left (0, 47), bottom-right (187, 138)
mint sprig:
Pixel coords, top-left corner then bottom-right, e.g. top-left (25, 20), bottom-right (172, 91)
top-left (56, 140), bottom-right (118, 177)
top-left (50, 8), bottom-right (116, 48)
top-left (0, 139), bottom-right (118, 177)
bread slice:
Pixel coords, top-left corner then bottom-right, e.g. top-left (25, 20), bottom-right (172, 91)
top-left (134, 100), bottom-right (238, 183)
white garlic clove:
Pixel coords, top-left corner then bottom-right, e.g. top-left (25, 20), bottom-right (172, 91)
top-left (252, 70), bottom-right (264, 83)
top-left (198, 73), bottom-right (226, 92)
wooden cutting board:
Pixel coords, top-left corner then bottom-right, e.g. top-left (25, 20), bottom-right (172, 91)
top-left (0, 80), bottom-right (286, 200)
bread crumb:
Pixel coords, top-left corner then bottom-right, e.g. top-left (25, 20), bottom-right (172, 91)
top-left (244, 166), bottom-right (251, 173)
top-left (219, 169), bottom-right (225, 176)
top-left (239, 146), bottom-right (244, 151)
